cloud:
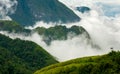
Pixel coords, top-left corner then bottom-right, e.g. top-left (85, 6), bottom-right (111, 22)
top-left (0, 0), bottom-right (17, 20)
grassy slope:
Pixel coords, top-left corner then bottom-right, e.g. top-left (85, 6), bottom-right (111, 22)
top-left (0, 34), bottom-right (58, 74)
top-left (34, 51), bottom-right (120, 74)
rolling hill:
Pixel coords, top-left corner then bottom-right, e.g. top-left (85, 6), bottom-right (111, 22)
top-left (34, 51), bottom-right (120, 74)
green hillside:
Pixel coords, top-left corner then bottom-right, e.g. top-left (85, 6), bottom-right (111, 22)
top-left (34, 25), bottom-right (90, 45)
top-left (34, 51), bottom-right (120, 74)
top-left (10, 0), bottom-right (80, 26)
top-left (0, 34), bottom-right (58, 74)
top-left (0, 21), bottom-right (90, 45)
top-left (0, 20), bottom-right (30, 34)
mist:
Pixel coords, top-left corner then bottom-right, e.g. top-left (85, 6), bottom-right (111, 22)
top-left (0, 0), bottom-right (17, 20)
top-left (0, 0), bottom-right (120, 61)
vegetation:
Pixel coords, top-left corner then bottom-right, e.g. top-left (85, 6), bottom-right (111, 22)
top-left (34, 51), bottom-right (120, 74)
top-left (10, 0), bottom-right (80, 26)
top-left (0, 34), bottom-right (58, 74)
top-left (34, 25), bottom-right (90, 45)
top-left (0, 20), bottom-right (90, 45)
top-left (0, 20), bottom-right (30, 34)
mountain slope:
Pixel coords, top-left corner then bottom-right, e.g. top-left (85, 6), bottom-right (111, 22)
top-left (34, 51), bottom-right (120, 74)
top-left (0, 20), bottom-right (30, 33)
top-left (0, 34), bottom-right (58, 74)
top-left (9, 0), bottom-right (80, 26)
top-left (34, 25), bottom-right (90, 45)
top-left (0, 20), bottom-right (90, 45)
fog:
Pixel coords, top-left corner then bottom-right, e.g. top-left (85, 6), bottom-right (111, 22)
top-left (0, 0), bottom-right (17, 20)
top-left (0, 0), bottom-right (120, 61)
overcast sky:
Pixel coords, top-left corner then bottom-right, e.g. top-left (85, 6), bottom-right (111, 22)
top-left (96, 0), bottom-right (120, 4)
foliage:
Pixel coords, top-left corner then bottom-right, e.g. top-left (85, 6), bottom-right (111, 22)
top-left (10, 0), bottom-right (80, 26)
top-left (0, 34), bottom-right (58, 74)
top-left (34, 51), bottom-right (120, 74)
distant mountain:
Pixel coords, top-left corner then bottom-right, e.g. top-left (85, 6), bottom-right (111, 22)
top-left (0, 20), bottom-right (30, 34)
top-left (34, 25), bottom-right (90, 45)
top-left (34, 51), bottom-right (120, 74)
top-left (0, 34), bottom-right (58, 74)
top-left (0, 20), bottom-right (90, 45)
top-left (76, 6), bottom-right (90, 13)
top-left (9, 0), bottom-right (80, 26)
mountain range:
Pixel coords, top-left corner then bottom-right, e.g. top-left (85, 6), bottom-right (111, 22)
top-left (0, 0), bottom-right (120, 74)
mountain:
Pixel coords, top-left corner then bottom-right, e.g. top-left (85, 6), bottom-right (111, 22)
top-left (0, 20), bottom-right (30, 34)
top-left (9, 0), bottom-right (80, 26)
top-left (76, 6), bottom-right (90, 13)
top-left (0, 20), bottom-right (90, 45)
top-left (34, 51), bottom-right (120, 74)
top-left (34, 25), bottom-right (90, 45)
top-left (0, 34), bottom-right (58, 74)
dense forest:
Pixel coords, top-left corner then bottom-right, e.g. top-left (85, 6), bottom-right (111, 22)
top-left (0, 34), bottom-right (58, 74)
top-left (34, 51), bottom-right (120, 74)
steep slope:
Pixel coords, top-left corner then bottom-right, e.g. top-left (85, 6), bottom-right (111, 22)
top-left (34, 51), bottom-right (120, 74)
top-left (9, 0), bottom-right (80, 26)
top-left (0, 34), bottom-right (58, 74)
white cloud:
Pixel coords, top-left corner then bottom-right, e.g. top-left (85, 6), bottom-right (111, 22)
top-left (0, 0), bottom-right (17, 20)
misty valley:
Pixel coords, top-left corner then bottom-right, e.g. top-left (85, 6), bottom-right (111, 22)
top-left (0, 0), bottom-right (120, 74)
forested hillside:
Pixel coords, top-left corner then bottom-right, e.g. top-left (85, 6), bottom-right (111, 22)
top-left (0, 20), bottom-right (90, 45)
top-left (34, 25), bottom-right (90, 45)
top-left (0, 34), bottom-right (58, 74)
top-left (0, 20), bottom-right (30, 34)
